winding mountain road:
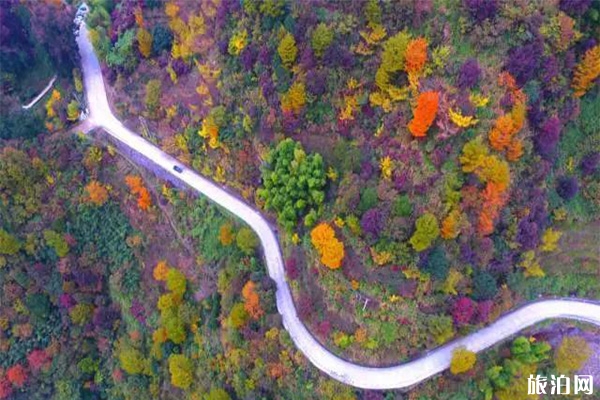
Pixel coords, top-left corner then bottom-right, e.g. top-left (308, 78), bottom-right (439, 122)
top-left (75, 21), bottom-right (600, 390)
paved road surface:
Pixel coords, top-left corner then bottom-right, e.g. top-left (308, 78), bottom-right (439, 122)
top-left (75, 22), bottom-right (600, 390)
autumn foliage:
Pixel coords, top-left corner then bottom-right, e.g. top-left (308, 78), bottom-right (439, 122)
top-left (125, 175), bottom-right (152, 211)
top-left (84, 180), bottom-right (109, 206)
top-left (572, 45), bottom-right (600, 97)
top-left (405, 38), bottom-right (428, 75)
top-left (137, 28), bottom-right (153, 58)
top-left (310, 223), bottom-right (344, 269)
top-left (6, 364), bottom-right (27, 387)
top-left (441, 210), bottom-right (462, 240)
top-left (408, 91), bottom-right (439, 137)
top-left (242, 280), bottom-right (263, 319)
top-left (0, 377), bottom-right (11, 399)
top-left (488, 101), bottom-right (526, 161)
top-left (27, 349), bottom-right (50, 372)
top-left (450, 347), bottom-right (477, 374)
top-left (153, 260), bottom-right (169, 281)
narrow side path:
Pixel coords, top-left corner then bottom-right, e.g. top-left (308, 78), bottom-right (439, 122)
top-left (21, 75), bottom-right (57, 110)
top-left (75, 20), bottom-right (600, 390)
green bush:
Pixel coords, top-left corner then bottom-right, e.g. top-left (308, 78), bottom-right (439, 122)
top-left (358, 187), bottom-right (378, 214)
top-left (236, 227), bottom-right (259, 255)
top-left (471, 271), bottom-right (498, 301)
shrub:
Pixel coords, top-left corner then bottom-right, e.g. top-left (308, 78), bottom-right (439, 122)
top-left (458, 58), bottom-right (481, 89)
top-left (452, 297), bottom-right (476, 326)
top-left (280, 81), bottom-right (306, 114)
top-left (556, 176), bottom-right (579, 200)
top-left (278, 30), bottom-right (297, 68)
top-left (511, 336), bottom-right (551, 364)
top-left (358, 187), bottom-right (378, 214)
top-left (471, 271), bottom-right (498, 301)
top-left (410, 213), bottom-right (439, 252)
top-left (229, 302), bottom-right (248, 328)
top-left (84, 181), bottom-right (109, 206)
top-left (408, 91), bottom-right (439, 137)
top-left (43, 230), bottom-right (69, 257)
top-left (535, 116), bottom-right (561, 159)
top-left (145, 79), bottom-right (162, 117)
top-left (236, 227), bottom-right (259, 255)
top-left (572, 45), bottom-right (600, 97)
top-left (0, 229), bottom-right (20, 255)
top-left (166, 268), bottom-right (187, 298)
top-left (422, 246), bottom-right (449, 280)
top-left (463, 0), bottom-right (498, 22)
top-left (405, 37), bottom-right (428, 75)
top-left (0, 377), bottom-right (12, 399)
top-left (206, 388), bottom-right (232, 400)
top-left (360, 208), bottom-right (384, 239)
top-left (364, 0), bottom-right (382, 25)
top-left (6, 364), bottom-right (27, 387)
top-left (70, 303), bottom-right (94, 326)
top-left (106, 29), bottom-right (138, 72)
top-left (380, 30), bottom-right (411, 74)
top-left (153, 260), bottom-right (169, 281)
top-left (391, 195), bottom-right (413, 217)
top-left (242, 280), bottom-right (263, 319)
top-left (152, 25), bottom-right (173, 55)
top-left (505, 42), bottom-right (542, 85)
top-left (580, 152), bottom-right (600, 176)
top-left (311, 23), bottom-right (333, 58)
top-left (450, 347), bottom-right (477, 374)
top-left (555, 336), bottom-right (591, 372)
top-left (559, 0), bottom-right (592, 15)
top-left (119, 348), bottom-right (146, 375)
top-left (168, 354), bottom-right (193, 389)
top-left (427, 314), bottom-right (455, 344)
top-left (311, 223), bottom-right (345, 269)
top-left (137, 27), bottom-right (152, 58)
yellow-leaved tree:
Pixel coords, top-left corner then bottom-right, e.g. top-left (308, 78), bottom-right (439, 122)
top-left (572, 45), bottom-right (600, 97)
top-left (450, 347), bottom-right (477, 374)
top-left (137, 28), bottom-right (153, 58)
top-left (278, 30), bottom-right (297, 68)
top-left (310, 223), bottom-right (344, 269)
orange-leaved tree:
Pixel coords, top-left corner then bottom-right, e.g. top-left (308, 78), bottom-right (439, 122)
top-left (478, 182), bottom-right (508, 236)
top-left (242, 280), bottom-right (263, 319)
top-left (441, 209), bottom-right (462, 240)
top-left (310, 222), bottom-right (344, 269)
top-left (408, 91), bottom-right (439, 137)
top-left (84, 180), bottom-right (109, 206)
top-left (219, 222), bottom-right (234, 246)
top-left (153, 260), bottom-right (169, 281)
top-left (572, 45), bottom-right (600, 97)
top-left (489, 101), bottom-right (526, 155)
top-left (125, 175), bottom-right (152, 211)
top-left (405, 38), bottom-right (428, 75)
top-left (506, 138), bottom-right (523, 161)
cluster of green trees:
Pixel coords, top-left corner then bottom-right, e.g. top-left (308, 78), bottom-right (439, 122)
top-left (258, 139), bottom-right (326, 231)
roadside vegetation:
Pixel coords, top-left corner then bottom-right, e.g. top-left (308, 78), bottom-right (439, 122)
top-left (0, 0), bottom-right (598, 398)
top-left (85, 0), bottom-right (599, 368)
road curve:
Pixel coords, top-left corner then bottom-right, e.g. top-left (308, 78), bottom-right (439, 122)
top-left (75, 22), bottom-right (600, 390)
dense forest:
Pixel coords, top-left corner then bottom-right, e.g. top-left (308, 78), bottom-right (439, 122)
top-left (1, 0), bottom-right (599, 398)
